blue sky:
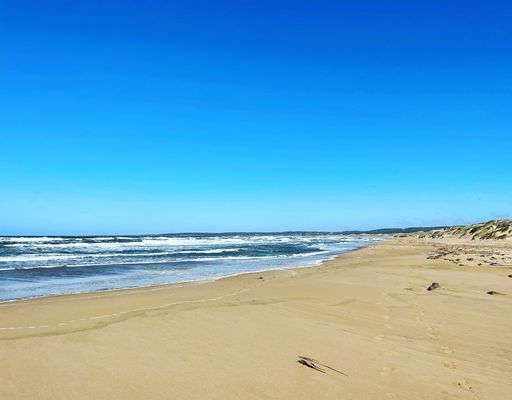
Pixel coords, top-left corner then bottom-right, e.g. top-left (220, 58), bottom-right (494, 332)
top-left (1, 1), bottom-right (511, 235)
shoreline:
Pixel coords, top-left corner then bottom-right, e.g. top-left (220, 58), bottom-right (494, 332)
top-left (2, 237), bottom-right (511, 399)
top-left (0, 240), bottom-right (380, 306)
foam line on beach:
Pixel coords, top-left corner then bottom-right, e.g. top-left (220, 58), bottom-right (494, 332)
top-left (0, 288), bottom-right (248, 332)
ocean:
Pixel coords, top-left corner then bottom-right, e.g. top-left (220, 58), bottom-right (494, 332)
top-left (0, 233), bottom-right (378, 302)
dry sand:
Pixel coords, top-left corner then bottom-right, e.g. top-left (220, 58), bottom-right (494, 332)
top-left (1, 238), bottom-right (512, 399)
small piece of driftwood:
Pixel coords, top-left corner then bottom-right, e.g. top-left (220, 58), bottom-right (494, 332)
top-left (297, 356), bottom-right (348, 376)
top-left (297, 356), bottom-right (325, 373)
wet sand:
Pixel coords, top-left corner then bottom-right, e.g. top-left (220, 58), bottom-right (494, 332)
top-left (1, 238), bottom-right (511, 399)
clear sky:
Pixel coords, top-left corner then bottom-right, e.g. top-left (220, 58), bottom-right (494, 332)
top-left (1, 1), bottom-right (511, 235)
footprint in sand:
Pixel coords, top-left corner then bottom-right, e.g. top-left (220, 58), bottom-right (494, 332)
top-left (426, 326), bottom-right (439, 341)
top-left (457, 380), bottom-right (472, 391)
top-left (414, 310), bottom-right (425, 321)
top-left (380, 367), bottom-right (395, 376)
top-left (386, 393), bottom-right (399, 399)
top-left (441, 346), bottom-right (454, 355)
top-left (443, 361), bottom-right (456, 369)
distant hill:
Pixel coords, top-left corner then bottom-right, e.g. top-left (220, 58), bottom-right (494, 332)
top-left (417, 220), bottom-right (512, 240)
top-left (341, 226), bottom-right (448, 235)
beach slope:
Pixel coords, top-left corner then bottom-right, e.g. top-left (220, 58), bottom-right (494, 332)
top-left (1, 238), bottom-right (511, 399)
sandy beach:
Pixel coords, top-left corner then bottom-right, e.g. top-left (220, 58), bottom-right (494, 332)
top-left (1, 238), bottom-right (511, 399)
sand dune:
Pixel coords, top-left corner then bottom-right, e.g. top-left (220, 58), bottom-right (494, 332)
top-left (416, 219), bottom-right (512, 240)
top-left (1, 238), bottom-right (511, 399)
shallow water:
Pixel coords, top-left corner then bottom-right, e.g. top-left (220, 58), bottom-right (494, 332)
top-left (0, 233), bottom-right (378, 301)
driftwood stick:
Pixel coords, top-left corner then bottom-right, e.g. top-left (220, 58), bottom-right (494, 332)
top-left (297, 356), bottom-right (348, 376)
top-left (297, 356), bottom-right (325, 373)
top-left (322, 364), bottom-right (349, 376)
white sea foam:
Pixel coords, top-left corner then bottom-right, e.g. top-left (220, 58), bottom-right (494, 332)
top-left (0, 248), bottom-right (245, 264)
top-left (175, 248), bottom-right (241, 254)
top-left (0, 236), bottom-right (69, 243)
top-left (1, 250), bottom-right (334, 271)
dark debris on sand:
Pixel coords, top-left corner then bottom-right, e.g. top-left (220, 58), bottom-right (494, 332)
top-left (297, 356), bottom-right (348, 376)
top-left (426, 245), bottom-right (512, 268)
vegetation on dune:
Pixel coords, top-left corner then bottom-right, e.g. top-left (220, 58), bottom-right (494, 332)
top-left (417, 220), bottom-right (512, 240)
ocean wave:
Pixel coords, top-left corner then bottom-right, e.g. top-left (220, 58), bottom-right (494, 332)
top-left (0, 236), bottom-right (71, 243)
top-left (1, 234), bottom-right (361, 249)
top-left (174, 248), bottom-right (242, 254)
top-left (0, 250), bottom-right (333, 271)
top-left (0, 248), bottom-right (248, 265)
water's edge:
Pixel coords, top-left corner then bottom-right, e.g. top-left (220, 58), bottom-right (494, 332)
top-left (0, 240), bottom-right (380, 305)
